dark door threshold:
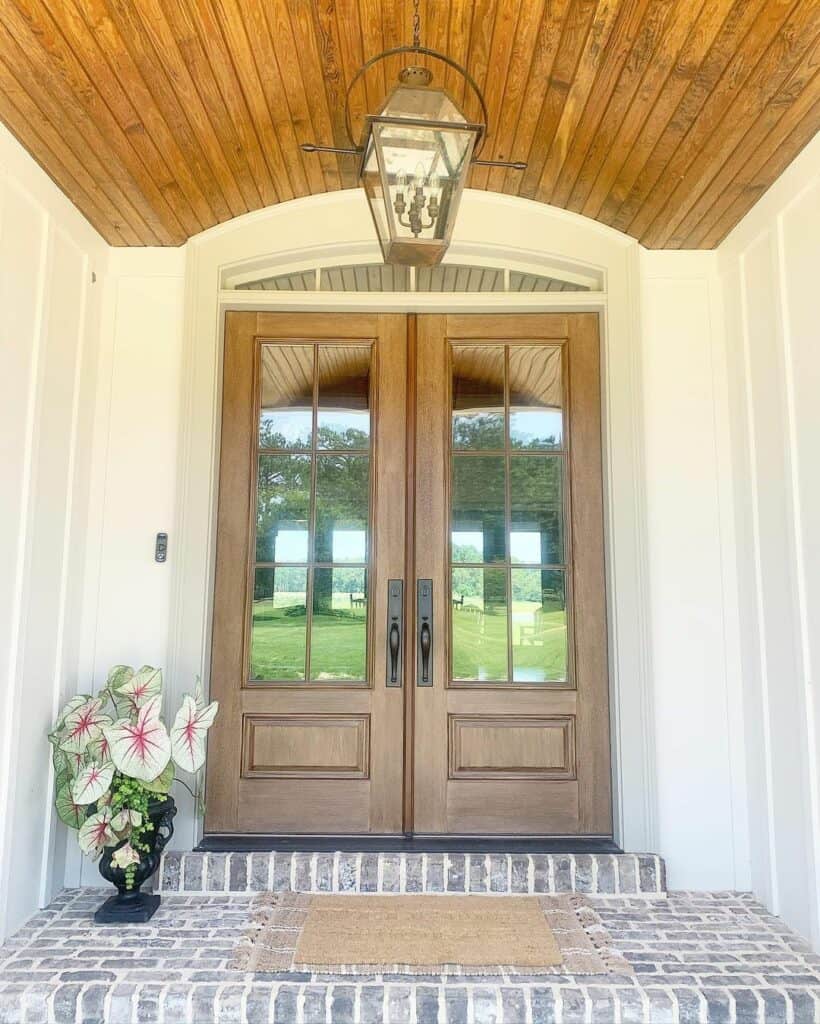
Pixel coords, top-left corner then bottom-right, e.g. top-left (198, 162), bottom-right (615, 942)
top-left (197, 834), bottom-right (622, 854)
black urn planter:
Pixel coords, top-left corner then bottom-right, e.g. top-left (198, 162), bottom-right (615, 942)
top-left (94, 796), bottom-right (177, 924)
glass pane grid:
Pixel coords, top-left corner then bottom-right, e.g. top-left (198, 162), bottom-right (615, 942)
top-left (251, 342), bottom-right (371, 685)
top-left (450, 342), bottom-right (569, 687)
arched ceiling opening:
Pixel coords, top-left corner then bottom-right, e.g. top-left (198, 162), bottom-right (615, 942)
top-left (1, 0), bottom-right (817, 249)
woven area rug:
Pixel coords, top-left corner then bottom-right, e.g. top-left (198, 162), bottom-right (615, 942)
top-left (232, 893), bottom-right (634, 977)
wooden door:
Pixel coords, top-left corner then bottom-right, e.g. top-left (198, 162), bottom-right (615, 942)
top-left (411, 314), bottom-right (612, 835)
top-left (206, 311), bottom-right (611, 837)
top-left (205, 312), bottom-right (407, 833)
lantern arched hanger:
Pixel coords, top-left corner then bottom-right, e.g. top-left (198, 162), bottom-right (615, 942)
top-left (340, 45), bottom-right (491, 157)
top-left (300, 2), bottom-right (526, 266)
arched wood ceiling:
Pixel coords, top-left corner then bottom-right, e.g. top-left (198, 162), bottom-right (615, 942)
top-left (1, 0), bottom-right (818, 249)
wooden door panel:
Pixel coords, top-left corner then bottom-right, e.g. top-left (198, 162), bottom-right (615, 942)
top-left (412, 313), bottom-right (612, 837)
top-left (446, 781), bottom-right (581, 835)
top-left (237, 779), bottom-right (371, 833)
top-left (447, 715), bottom-right (576, 780)
top-left (241, 714), bottom-right (371, 778)
top-left (205, 312), bottom-right (407, 834)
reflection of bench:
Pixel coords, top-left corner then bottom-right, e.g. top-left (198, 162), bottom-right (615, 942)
top-left (349, 593), bottom-right (366, 608)
top-left (520, 609), bottom-right (546, 646)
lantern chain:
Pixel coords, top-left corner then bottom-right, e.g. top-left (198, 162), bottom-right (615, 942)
top-left (412, 0), bottom-right (420, 49)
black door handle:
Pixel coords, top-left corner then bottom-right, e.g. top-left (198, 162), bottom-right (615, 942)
top-left (386, 580), bottom-right (403, 687)
top-left (389, 621), bottom-right (400, 683)
top-left (420, 621), bottom-right (431, 683)
top-left (417, 579), bottom-right (433, 686)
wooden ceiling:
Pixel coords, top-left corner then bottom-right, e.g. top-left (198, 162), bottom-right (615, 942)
top-left (1, 1), bottom-right (818, 249)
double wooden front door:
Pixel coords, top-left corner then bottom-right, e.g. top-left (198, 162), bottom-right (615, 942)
top-left (205, 312), bottom-right (611, 836)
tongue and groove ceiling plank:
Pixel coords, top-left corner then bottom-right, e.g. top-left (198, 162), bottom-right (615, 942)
top-left (0, 0), bottom-right (817, 248)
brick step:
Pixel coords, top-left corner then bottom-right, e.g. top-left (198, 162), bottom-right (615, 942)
top-left (157, 851), bottom-right (666, 896)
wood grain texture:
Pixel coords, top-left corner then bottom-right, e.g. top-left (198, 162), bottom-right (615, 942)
top-left (0, 0), bottom-right (816, 247)
top-left (414, 313), bottom-right (611, 837)
top-left (206, 311), bottom-right (406, 835)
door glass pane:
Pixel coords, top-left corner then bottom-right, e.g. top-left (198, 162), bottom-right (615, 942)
top-left (510, 457), bottom-right (564, 564)
top-left (509, 346), bottom-right (563, 450)
top-left (451, 455), bottom-right (505, 563)
top-left (315, 455), bottom-right (369, 562)
top-left (256, 455), bottom-right (311, 562)
top-left (317, 346), bottom-right (371, 449)
top-left (452, 346), bottom-right (504, 450)
top-left (252, 342), bottom-right (372, 685)
top-left (310, 568), bottom-right (367, 680)
top-left (259, 345), bottom-right (314, 449)
top-left (250, 567), bottom-right (308, 681)
top-left (451, 568), bottom-right (508, 681)
top-left (449, 341), bottom-right (571, 687)
top-left (511, 569), bottom-right (567, 682)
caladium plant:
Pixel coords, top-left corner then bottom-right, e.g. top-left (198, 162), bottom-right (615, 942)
top-left (48, 665), bottom-right (218, 881)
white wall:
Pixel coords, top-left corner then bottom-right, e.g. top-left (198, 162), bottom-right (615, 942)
top-left (718, 133), bottom-right (820, 948)
top-left (639, 251), bottom-right (749, 891)
top-left (74, 247), bottom-right (186, 885)
top-left (0, 124), bottom-right (107, 940)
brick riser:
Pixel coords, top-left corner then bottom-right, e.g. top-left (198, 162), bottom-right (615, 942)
top-left (157, 851), bottom-right (666, 896)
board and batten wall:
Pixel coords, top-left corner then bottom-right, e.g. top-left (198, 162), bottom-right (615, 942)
top-left (1, 111), bottom-right (818, 949)
top-left (638, 250), bottom-right (749, 893)
top-left (0, 123), bottom-right (107, 940)
top-left (718, 133), bottom-right (820, 950)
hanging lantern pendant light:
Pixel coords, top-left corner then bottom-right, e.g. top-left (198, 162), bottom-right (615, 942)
top-left (301, 0), bottom-right (526, 266)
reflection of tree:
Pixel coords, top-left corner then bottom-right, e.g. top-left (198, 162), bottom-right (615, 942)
top-left (256, 455), bottom-right (310, 562)
top-left (452, 414), bottom-right (503, 449)
top-left (452, 411), bottom-right (559, 450)
top-left (317, 424), bottom-right (369, 449)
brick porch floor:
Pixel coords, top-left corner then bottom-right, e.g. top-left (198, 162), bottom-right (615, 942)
top-left (1, 887), bottom-right (819, 1022)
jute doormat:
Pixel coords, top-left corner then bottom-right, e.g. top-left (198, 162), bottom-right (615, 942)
top-left (232, 893), bottom-right (633, 976)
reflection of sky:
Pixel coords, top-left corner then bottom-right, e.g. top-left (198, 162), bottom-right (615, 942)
top-left (271, 528), bottom-right (366, 562)
top-left (332, 530), bottom-right (366, 562)
top-left (453, 530), bottom-right (545, 562)
top-left (509, 409), bottom-right (562, 445)
top-left (274, 528), bottom-right (308, 562)
top-left (510, 531), bottom-right (541, 562)
top-left (317, 410), bottom-right (369, 438)
top-left (452, 531), bottom-right (482, 555)
top-left (261, 410), bottom-right (312, 446)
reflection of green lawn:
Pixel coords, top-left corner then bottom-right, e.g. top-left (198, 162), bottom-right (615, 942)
top-left (452, 599), bottom-right (567, 682)
top-left (250, 595), bottom-right (566, 684)
top-left (250, 594), bottom-right (366, 681)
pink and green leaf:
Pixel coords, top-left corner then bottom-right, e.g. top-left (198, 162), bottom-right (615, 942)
top-left (110, 842), bottom-right (141, 869)
top-left (104, 694), bottom-right (171, 782)
top-left (143, 759), bottom-right (175, 795)
top-left (114, 666), bottom-right (163, 716)
top-left (78, 809), bottom-right (115, 857)
top-left (111, 808), bottom-right (142, 832)
top-left (86, 733), bottom-right (111, 764)
top-left (58, 698), bottom-right (111, 755)
top-left (55, 783), bottom-right (87, 830)
top-left (54, 695), bottom-right (90, 733)
top-left (170, 694), bottom-right (218, 773)
top-left (71, 760), bottom-right (114, 806)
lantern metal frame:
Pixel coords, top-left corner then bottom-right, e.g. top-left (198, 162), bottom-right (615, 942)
top-left (301, 41), bottom-right (526, 265)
